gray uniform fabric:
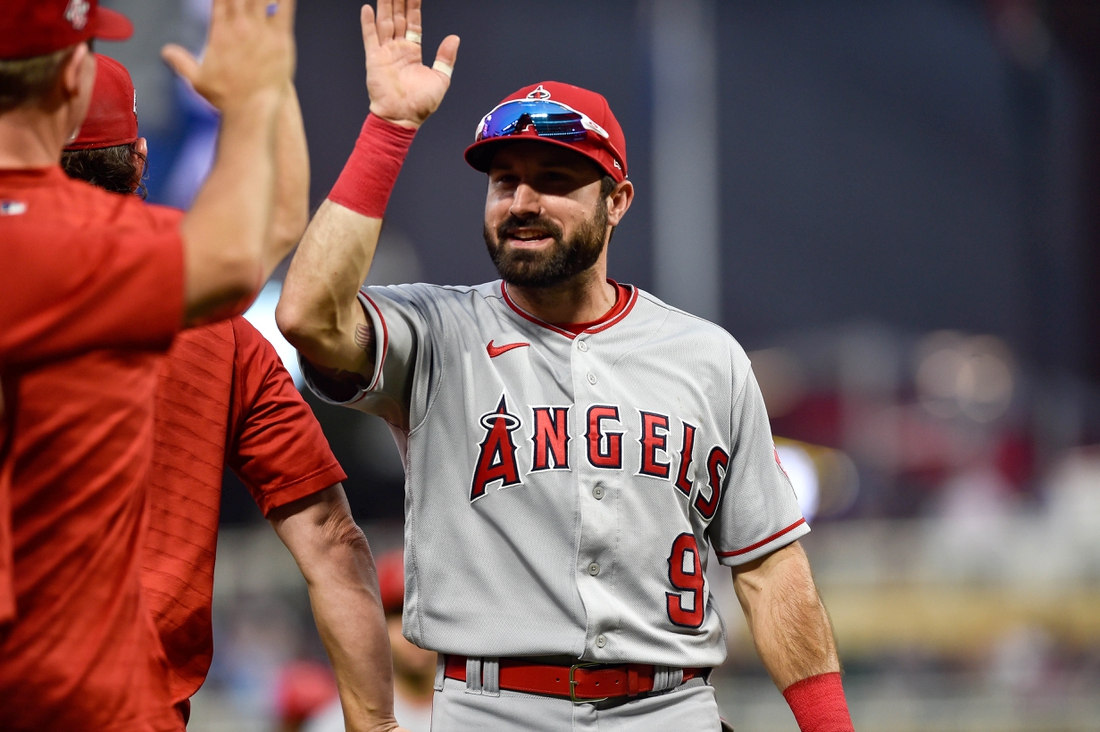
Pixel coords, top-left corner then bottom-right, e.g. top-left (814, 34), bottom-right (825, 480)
top-left (304, 281), bottom-right (807, 668)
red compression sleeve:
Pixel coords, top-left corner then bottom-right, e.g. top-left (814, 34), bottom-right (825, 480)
top-left (327, 113), bottom-right (417, 218)
top-left (782, 672), bottom-right (854, 732)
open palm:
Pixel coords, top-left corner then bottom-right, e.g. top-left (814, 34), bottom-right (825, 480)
top-left (362, 0), bottom-right (460, 129)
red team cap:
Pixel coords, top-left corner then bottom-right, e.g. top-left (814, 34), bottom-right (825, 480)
top-left (374, 549), bottom-right (406, 615)
top-left (0, 0), bottom-right (133, 61)
top-left (465, 81), bottom-right (628, 183)
top-left (66, 54), bottom-right (138, 150)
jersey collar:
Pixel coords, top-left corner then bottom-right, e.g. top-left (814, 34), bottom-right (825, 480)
top-left (500, 280), bottom-right (638, 340)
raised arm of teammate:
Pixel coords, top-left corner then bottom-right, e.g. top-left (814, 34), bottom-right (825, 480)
top-left (269, 486), bottom-right (402, 732)
top-left (732, 541), bottom-right (855, 731)
top-left (266, 83), bottom-right (310, 274)
top-left (161, 0), bottom-right (300, 325)
top-left (277, 0), bottom-right (458, 381)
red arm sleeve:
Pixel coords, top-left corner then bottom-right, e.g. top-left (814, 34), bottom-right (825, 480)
top-left (226, 317), bottom-right (347, 517)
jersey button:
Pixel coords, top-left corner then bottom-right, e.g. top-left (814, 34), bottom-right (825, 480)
top-left (587, 372), bottom-right (597, 385)
top-left (596, 635), bottom-right (607, 648)
top-left (592, 486), bottom-right (605, 500)
top-left (577, 341), bottom-right (589, 352)
top-left (588, 562), bottom-right (600, 576)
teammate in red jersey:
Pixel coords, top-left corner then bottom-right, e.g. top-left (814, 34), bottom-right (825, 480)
top-left (0, 0), bottom-right (299, 730)
top-left (60, 54), bottom-right (407, 731)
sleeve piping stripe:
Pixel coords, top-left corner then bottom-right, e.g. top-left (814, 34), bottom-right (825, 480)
top-left (717, 518), bottom-right (807, 557)
top-left (359, 290), bottom-right (389, 393)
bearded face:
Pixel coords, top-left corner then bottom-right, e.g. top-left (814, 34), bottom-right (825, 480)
top-left (483, 198), bottom-right (609, 288)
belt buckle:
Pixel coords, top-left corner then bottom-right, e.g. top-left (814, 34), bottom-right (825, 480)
top-left (569, 662), bottom-right (610, 704)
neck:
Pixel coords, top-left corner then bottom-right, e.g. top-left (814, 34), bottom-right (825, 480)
top-left (507, 263), bottom-right (617, 325)
top-left (0, 107), bottom-right (70, 169)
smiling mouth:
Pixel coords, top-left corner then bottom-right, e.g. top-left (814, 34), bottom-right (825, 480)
top-left (504, 231), bottom-right (554, 248)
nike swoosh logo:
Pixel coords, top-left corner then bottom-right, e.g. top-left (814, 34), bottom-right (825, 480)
top-left (487, 340), bottom-right (531, 358)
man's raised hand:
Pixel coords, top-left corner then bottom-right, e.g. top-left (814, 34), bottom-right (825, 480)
top-left (162, 0), bottom-right (298, 112)
top-left (363, 0), bottom-right (460, 130)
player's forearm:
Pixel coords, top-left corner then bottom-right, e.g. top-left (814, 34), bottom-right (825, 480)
top-left (732, 541), bottom-right (840, 689)
top-left (306, 548), bottom-right (400, 732)
top-left (271, 486), bottom-right (400, 732)
top-left (181, 91), bottom-right (282, 324)
top-left (264, 84), bottom-right (310, 276)
top-left (733, 541), bottom-right (854, 731)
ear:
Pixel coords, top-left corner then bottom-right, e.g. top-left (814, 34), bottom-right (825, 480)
top-left (61, 43), bottom-right (95, 100)
top-left (606, 179), bottom-right (634, 227)
top-left (131, 137), bottom-right (148, 193)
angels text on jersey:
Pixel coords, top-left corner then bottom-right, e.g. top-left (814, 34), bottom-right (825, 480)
top-left (471, 393), bottom-right (729, 523)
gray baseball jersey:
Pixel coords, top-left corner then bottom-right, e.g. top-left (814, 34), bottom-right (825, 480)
top-left (304, 280), bottom-right (808, 669)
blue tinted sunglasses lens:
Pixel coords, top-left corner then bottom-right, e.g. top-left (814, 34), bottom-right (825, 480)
top-left (476, 100), bottom-right (599, 143)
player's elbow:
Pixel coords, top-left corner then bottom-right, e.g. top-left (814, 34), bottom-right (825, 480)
top-left (276, 294), bottom-right (324, 350)
top-left (300, 508), bottom-right (371, 583)
top-left (323, 512), bottom-right (370, 556)
top-left (184, 256), bottom-right (264, 325)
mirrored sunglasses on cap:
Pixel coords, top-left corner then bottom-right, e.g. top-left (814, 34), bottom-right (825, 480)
top-left (475, 98), bottom-right (611, 145)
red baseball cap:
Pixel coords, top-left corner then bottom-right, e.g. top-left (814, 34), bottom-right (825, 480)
top-left (65, 54), bottom-right (138, 150)
top-left (464, 81), bottom-right (628, 183)
top-left (375, 549), bottom-right (405, 615)
top-left (0, 0), bottom-right (133, 61)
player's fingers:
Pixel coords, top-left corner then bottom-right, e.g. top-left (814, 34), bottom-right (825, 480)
top-left (161, 44), bottom-right (202, 87)
top-left (224, 0), bottom-right (246, 19)
top-left (271, 0), bottom-right (297, 34)
top-left (434, 34), bottom-right (459, 67)
top-left (376, 0), bottom-right (395, 42)
top-left (392, 0), bottom-right (407, 41)
top-left (432, 34), bottom-right (459, 80)
top-left (406, 0), bottom-right (422, 35)
top-left (209, 0), bottom-right (229, 24)
top-left (361, 5), bottom-right (381, 52)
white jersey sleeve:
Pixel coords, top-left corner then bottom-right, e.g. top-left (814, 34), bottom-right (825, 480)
top-left (302, 284), bottom-right (436, 431)
top-left (708, 349), bottom-right (808, 566)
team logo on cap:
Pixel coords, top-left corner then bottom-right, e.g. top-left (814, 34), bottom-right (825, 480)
top-left (526, 85), bottom-right (552, 100)
top-left (65, 0), bottom-right (91, 31)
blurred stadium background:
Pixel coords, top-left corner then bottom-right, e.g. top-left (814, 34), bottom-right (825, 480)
top-left (102, 0), bottom-right (1100, 729)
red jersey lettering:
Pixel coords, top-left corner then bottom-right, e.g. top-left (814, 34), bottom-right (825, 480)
top-left (638, 411), bottom-right (671, 479)
top-left (694, 446), bottom-right (729, 519)
top-left (666, 533), bottom-right (705, 628)
top-left (531, 406), bottom-right (570, 471)
top-left (471, 395), bottom-right (523, 500)
top-left (674, 422), bottom-right (697, 497)
top-left (586, 405), bottom-right (623, 469)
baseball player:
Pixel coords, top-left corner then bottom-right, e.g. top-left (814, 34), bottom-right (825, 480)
top-left (60, 55), bottom-right (406, 731)
top-left (0, 0), bottom-right (297, 730)
top-left (306, 550), bottom-right (437, 732)
top-left (278, 2), bottom-right (854, 730)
